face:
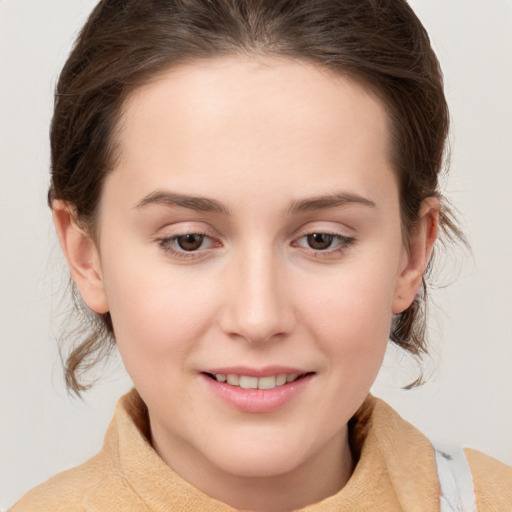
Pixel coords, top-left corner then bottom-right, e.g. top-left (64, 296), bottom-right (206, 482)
top-left (61, 57), bottom-right (432, 505)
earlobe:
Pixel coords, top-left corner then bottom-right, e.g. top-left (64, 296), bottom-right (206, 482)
top-left (52, 200), bottom-right (109, 314)
top-left (392, 198), bottom-right (439, 314)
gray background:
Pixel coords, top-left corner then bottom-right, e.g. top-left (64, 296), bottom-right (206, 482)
top-left (1, 0), bottom-right (511, 507)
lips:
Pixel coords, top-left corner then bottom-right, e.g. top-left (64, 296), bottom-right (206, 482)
top-left (201, 367), bottom-right (314, 413)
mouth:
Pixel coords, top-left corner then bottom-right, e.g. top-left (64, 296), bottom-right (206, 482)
top-left (202, 372), bottom-right (313, 390)
top-left (201, 368), bottom-right (315, 413)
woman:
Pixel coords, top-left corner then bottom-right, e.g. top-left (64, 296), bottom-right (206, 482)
top-left (8, 0), bottom-right (512, 510)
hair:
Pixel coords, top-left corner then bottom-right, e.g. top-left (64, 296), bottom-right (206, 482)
top-left (50, 0), bottom-right (464, 394)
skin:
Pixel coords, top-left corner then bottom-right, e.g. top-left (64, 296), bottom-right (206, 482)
top-left (53, 57), bottom-right (438, 511)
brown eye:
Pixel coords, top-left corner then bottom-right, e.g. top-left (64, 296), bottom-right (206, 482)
top-left (176, 233), bottom-right (205, 251)
top-left (306, 233), bottom-right (334, 250)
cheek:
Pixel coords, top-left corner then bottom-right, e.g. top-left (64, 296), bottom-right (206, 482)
top-left (100, 250), bottom-right (217, 373)
top-left (298, 255), bottom-right (399, 359)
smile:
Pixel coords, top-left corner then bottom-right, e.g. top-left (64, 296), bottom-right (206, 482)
top-left (201, 367), bottom-right (315, 412)
top-left (206, 373), bottom-right (303, 389)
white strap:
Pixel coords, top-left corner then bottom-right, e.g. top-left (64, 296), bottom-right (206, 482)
top-left (434, 444), bottom-right (478, 512)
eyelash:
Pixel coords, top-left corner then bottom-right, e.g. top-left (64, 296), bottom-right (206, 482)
top-left (155, 231), bottom-right (355, 260)
top-left (293, 232), bottom-right (355, 257)
top-left (156, 232), bottom-right (216, 260)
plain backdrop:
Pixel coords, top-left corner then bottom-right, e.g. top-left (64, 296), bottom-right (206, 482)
top-left (1, 0), bottom-right (511, 507)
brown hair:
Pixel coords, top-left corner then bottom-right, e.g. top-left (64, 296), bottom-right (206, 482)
top-left (50, 0), bottom-right (464, 394)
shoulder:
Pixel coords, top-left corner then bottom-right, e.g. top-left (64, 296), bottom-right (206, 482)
top-left (465, 448), bottom-right (512, 512)
top-left (11, 390), bottom-right (151, 511)
top-left (11, 453), bottom-right (102, 512)
top-left (10, 452), bottom-right (145, 512)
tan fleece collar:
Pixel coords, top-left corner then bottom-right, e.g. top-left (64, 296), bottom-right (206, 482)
top-left (104, 390), bottom-right (439, 511)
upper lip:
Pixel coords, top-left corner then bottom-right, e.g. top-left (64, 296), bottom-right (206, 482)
top-left (202, 366), bottom-right (311, 377)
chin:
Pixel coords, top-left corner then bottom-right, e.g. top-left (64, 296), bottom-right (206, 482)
top-left (217, 451), bottom-right (306, 479)
top-left (202, 428), bottom-right (315, 478)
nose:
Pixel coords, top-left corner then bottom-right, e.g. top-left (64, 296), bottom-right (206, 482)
top-left (218, 246), bottom-right (295, 344)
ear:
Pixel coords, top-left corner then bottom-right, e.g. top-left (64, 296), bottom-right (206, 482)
top-left (52, 200), bottom-right (109, 314)
top-left (392, 197), bottom-right (439, 314)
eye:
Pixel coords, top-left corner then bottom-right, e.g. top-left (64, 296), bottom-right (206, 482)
top-left (175, 233), bottom-right (207, 251)
top-left (294, 232), bottom-right (355, 254)
top-left (156, 231), bottom-right (219, 258)
top-left (306, 233), bottom-right (336, 250)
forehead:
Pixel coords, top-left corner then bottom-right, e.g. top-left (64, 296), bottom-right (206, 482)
top-left (110, 56), bottom-right (395, 205)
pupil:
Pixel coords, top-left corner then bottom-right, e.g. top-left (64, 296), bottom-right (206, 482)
top-left (307, 233), bottom-right (333, 250)
top-left (178, 234), bottom-right (204, 251)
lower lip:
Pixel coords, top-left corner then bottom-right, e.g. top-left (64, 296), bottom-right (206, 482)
top-left (201, 373), bottom-right (314, 413)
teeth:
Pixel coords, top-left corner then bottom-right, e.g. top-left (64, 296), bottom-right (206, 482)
top-left (258, 376), bottom-right (276, 389)
top-left (276, 374), bottom-right (287, 386)
top-left (213, 373), bottom-right (302, 389)
top-left (226, 374), bottom-right (239, 386)
top-left (239, 376), bottom-right (258, 389)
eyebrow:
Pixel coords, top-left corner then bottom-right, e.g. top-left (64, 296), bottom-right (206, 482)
top-left (135, 190), bottom-right (376, 216)
top-left (287, 192), bottom-right (376, 214)
top-left (135, 191), bottom-right (230, 215)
